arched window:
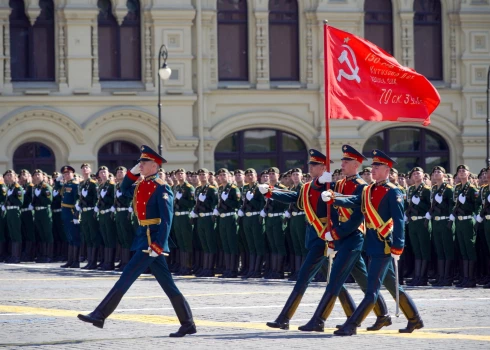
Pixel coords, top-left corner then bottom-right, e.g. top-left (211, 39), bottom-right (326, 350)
top-left (217, 0), bottom-right (248, 81)
top-left (363, 127), bottom-right (449, 172)
top-left (214, 129), bottom-right (307, 172)
top-left (97, 141), bottom-right (140, 172)
top-left (13, 142), bottom-right (56, 174)
top-left (97, 0), bottom-right (141, 81)
top-left (414, 0), bottom-right (442, 80)
top-left (269, 0), bottom-right (299, 81)
top-left (364, 0), bottom-right (393, 55)
top-left (9, 0), bottom-right (55, 81)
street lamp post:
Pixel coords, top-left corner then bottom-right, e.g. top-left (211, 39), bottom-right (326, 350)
top-left (158, 44), bottom-right (172, 156)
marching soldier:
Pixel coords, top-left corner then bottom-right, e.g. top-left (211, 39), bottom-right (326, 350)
top-left (114, 166), bottom-right (134, 271)
top-left (78, 145), bottom-right (196, 337)
top-left (214, 168), bottom-right (241, 278)
top-left (32, 169), bottom-right (53, 262)
top-left (0, 174), bottom-right (7, 261)
top-left (452, 165), bottom-right (480, 288)
top-left (426, 166), bottom-right (455, 286)
top-left (77, 164), bottom-right (100, 270)
top-left (389, 168), bottom-right (408, 284)
top-left (360, 167), bottom-right (374, 185)
top-left (173, 168), bottom-right (196, 276)
top-left (405, 167), bottom-right (432, 286)
top-left (2, 170), bottom-right (23, 263)
top-left (19, 170), bottom-right (35, 262)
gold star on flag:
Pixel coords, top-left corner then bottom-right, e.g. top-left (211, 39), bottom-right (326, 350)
top-left (344, 37), bottom-right (350, 44)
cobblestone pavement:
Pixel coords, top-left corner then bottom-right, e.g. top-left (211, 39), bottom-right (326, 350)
top-left (0, 263), bottom-right (489, 350)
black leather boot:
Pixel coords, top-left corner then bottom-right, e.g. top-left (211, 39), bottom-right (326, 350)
top-left (366, 294), bottom-right (391, 331)
top-left (418, 260), bottom-right (429, 286)
top-left (81, 247), bottom-right (93, 269)
top-left (219, 253), bottom-right (231, 278)
top-left (266, 291), bottom-right (303, 330)
top-left (439, 260), bottom-right (453, 286)
top-left (0, 241), bottom-right (6, 262)
top-left (409, 259), bottom-right (421, 286)
top-left (334, 298), bottom-right (375, 336)
top-left (243, 254), bottom-right (256, 279)
top-left (298, 291), bottom-right (337, 332)
top-left (431, 260), bottom-right (445, 286)
top-left (77, 289), bottom-right (124, 328)
top-left (46, 243), bottom-right (54, 263)
top-left (60, 245), bottom-right (73, 268)
top-left (251, 255), bottom-right (263, 278)
top-left (456, 260), bottom-right (469, 287)
top-left (70, 247), bottom-right (80, 268)
top-left (463, 260), bottom-right (477, 288)
top-left (104, 248), bottom-right (115, 271)
top-left (9, 242), bottom-right (21, 263)
top-left (398, 291), bottom-right (424, 333)
top-left (335, 286), bottom-right (359, 329)
top-left (86, 247), bottom-right (98, 270)
top-left (169, 295), bottom-right (197, 337)
top-left (228, 254), bottom-right (238, 278)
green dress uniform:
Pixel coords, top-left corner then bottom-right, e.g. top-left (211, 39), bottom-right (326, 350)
top-left (194, 183), bottom-right (218, 276)
top-left (5, 182), bottom-right (24, 263)
top-left (51, 180), bottom-right (66, 260)
top-left (478, 184), bottom-right (490, 288)
top-left (216, 182), bottom-right (241, 277)
top-left (0, 182), bottom-right (8, 261)
top-left (289, 183), bottom-right (307, 258)
top-left (20, 182), bottom-right (35, 246)
top-left (114, 181), bottom-right (135, 270)
top-left (32, 181), bottom-right (53, 262)
top-left (242, 182), bottom-right (266, 278)
top-left (406, 183), bottom-right (432, 286)
top-left (96, 179), bottom-right (117, 270)
top-left (173, 181), bottom-right (196, 254)
top-left (428, 182), bottom-right (455, 286)
top-left (78, 178), bottom-right (100, 269)
top-left (236, 184), bottom-right (249, 275)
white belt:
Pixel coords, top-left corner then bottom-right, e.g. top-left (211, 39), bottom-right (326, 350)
top-left (82, 207), bottom-right (94, 212)
top-left (21, 208), bottom-right (31, 212)
top-left (52, 209), bottom-right (62, 213)
top-left (485, 215), bottom-right (490, 220)
top-left (175, 211), bottom-right (190, 216)
top-left (411, 216), bottom-right (424, 221)
top-left (220, 212), bottom-right (235, 218)
top-left (457, 215), bottom-right (472, 221)
top-left (199, 212), bottom-right (213, 217)
top-left (117, 207), bottom-right (130, 212)
top-left (100, 209), bottom-right (111, 214)
top-left (292, 211), bottom-right (305, 216)
top-left (245, 211), bottom-right (260, 217)
top-left (268, 213), bottom-right (283, 217)
top-left (7, 206), bottom-right (19, 210)
top-left (35, 206), bottom-right (48, 211)
top-left (434, 216), bottom-right (448, 221)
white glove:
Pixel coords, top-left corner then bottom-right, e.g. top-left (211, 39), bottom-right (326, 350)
top-left (1, 205), bottom-right (5, 211)
top-left (391, 253), bottom-right (400, 261)
top-left (435, 193), bottom-right (443, 204)
top-left (449, 214), bottom-right (455, 221)
top-left (176, 192), bottom-right (183, 200)
top-left (260, 210), bottom-right (266, 218)
top-left (238, 209), bottom-right (244, 217)
top-left (321, 191), bottom-right (332, 202)
top-left (94, 207), bottom-right (100, 213)
top-left (404, 214), bottom-right (408, 222)
top-left (75, 204), bottom-right (81, 212)
top-left (258, 184), bottom-right (269, 194)
top-left (116, 190), bottom-right (122, 198)
top-left (128, 207), bottom-right (133, 213)
top-left (284, 211), bottom-right (291, 218)
top-left (53, 190), bottom-right (59, 197)
top-left (458, 193), bottom-right (466, 204)
top-left (130, 163), bottom-right (140, 175)
top-left (477, 214), bottom-right (484, 223)
top-left (411, 196), bottom-right (420, 205)
top-left (221, 192), bottom-right (229, 201)
top-left (190, 211), bottom-right (198, 218)
top-left (487, 194), bottom-right (490, 203)
top-left (110, 206), bottom-right (116, 212)
top-left (325, 231), bottom-right (334, 241)
top-left (34, 188), bottom-right (41, 197)
top-left (82, 189), bottom-right (88, 197)
top-left (318, 171), bottom-right (333, 184)
top-left (425, 212), bottom-right (431, 220)
top-left (28, 204), bottom-right (34, 211)
top-left (7, 189), bottom-right (13, 196)
top-left (213, 208), bottom-right (220, 216)
top-left (73, 219), bottom-right (80, 225)
top-left (100, 189), bottom-right (107, 198)
top-left (56, 175), bottom-right (63, 182)
top-left (198, 193), bottom-right (206, 202)
top-left (246, 191), bottom-right (254, 201)
top-left (148, 247), bottom-right (159, 257)
top-left (326, 247), bottom-right (337, 258)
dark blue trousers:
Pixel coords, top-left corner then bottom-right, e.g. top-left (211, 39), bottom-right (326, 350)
top-left (61, 207), bottom-right (80, 246)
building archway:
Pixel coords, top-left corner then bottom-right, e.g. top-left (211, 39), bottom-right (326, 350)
top-left (13, 142), bottom-right (56, 174)
top-left (362, 126), bottom-right (449, 172)
top-left (97, 140), bottom-right (140, 172)
top-left (214, 128), bottom-right (307, 173)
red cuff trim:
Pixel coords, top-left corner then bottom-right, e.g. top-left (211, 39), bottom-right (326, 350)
top-left (127, 171), bottom-right (139, 181)
top-left (331, 228), bottom-right (340, 241)
top-left (327, 241), bottom-right (335, 249)
top-left (265, 191), bottom-right (272, 199)
top-left (391, 247), bottom-right (403, 255)
top-left (150, 242), bottom-right (163, 255)
top-left (320, 230), bottom-right (327, 240)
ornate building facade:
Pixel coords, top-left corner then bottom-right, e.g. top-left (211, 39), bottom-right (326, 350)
top-left (0, 0), bottom-right (489, 174)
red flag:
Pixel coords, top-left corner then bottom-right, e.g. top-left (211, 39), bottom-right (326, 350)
top-left (324, 25), bottom-right (440, 126)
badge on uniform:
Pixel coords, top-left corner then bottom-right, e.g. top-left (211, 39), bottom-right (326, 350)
top-left (65, 187), bottom-right (72, 193)
top-left (163, 193), bottom-right (169, 200)
top-left (397, 194), bottom-right (403, 202)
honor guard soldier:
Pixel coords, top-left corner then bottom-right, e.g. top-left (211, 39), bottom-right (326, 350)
top-left (51, 172), bottom-right (66, 261)
top-left (234, 169), bottom-right (249, 275)
top-left (2, 170), bottom-right (23, 263)
top-left (360, 167), bottom-right (374, 185)
top-left (173, 168), bottom-right (196, 276)
top-left (405, 167), bottom-right (432, 286)
top-left (452, 165), bottom-right (480, 288)
top-left (326, 150), bottom-right (423, 336)
top-left (426, 166), bottom-right (455, 286)
top-left (478, 166), bottom-right (490, 289)
top-left (114, 166), bottom-right (134, 271)
top-left (0, 174), bottom-right (7, 261)
top-left (240, 168), bottom-right (266, 278)
top-left (264, 150), bottom-right (356, 331)
top-left (59, 166), bottom-right (81, 268)
top-left (31, 169), bottom-right (53, 262)
top-left (95, 166), bottom-right (117, 271)
top-left (77, 164), bottom-right (100, 270)
top-left (78, 145), bottom-right (197, 338)
top-left (19, 170), bottom-right (35, 261)
top-left (215, 168), bottom-right (242, 278)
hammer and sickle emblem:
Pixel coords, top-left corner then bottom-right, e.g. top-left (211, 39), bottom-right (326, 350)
top-left (337, 44), bottom-right (361, 83)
